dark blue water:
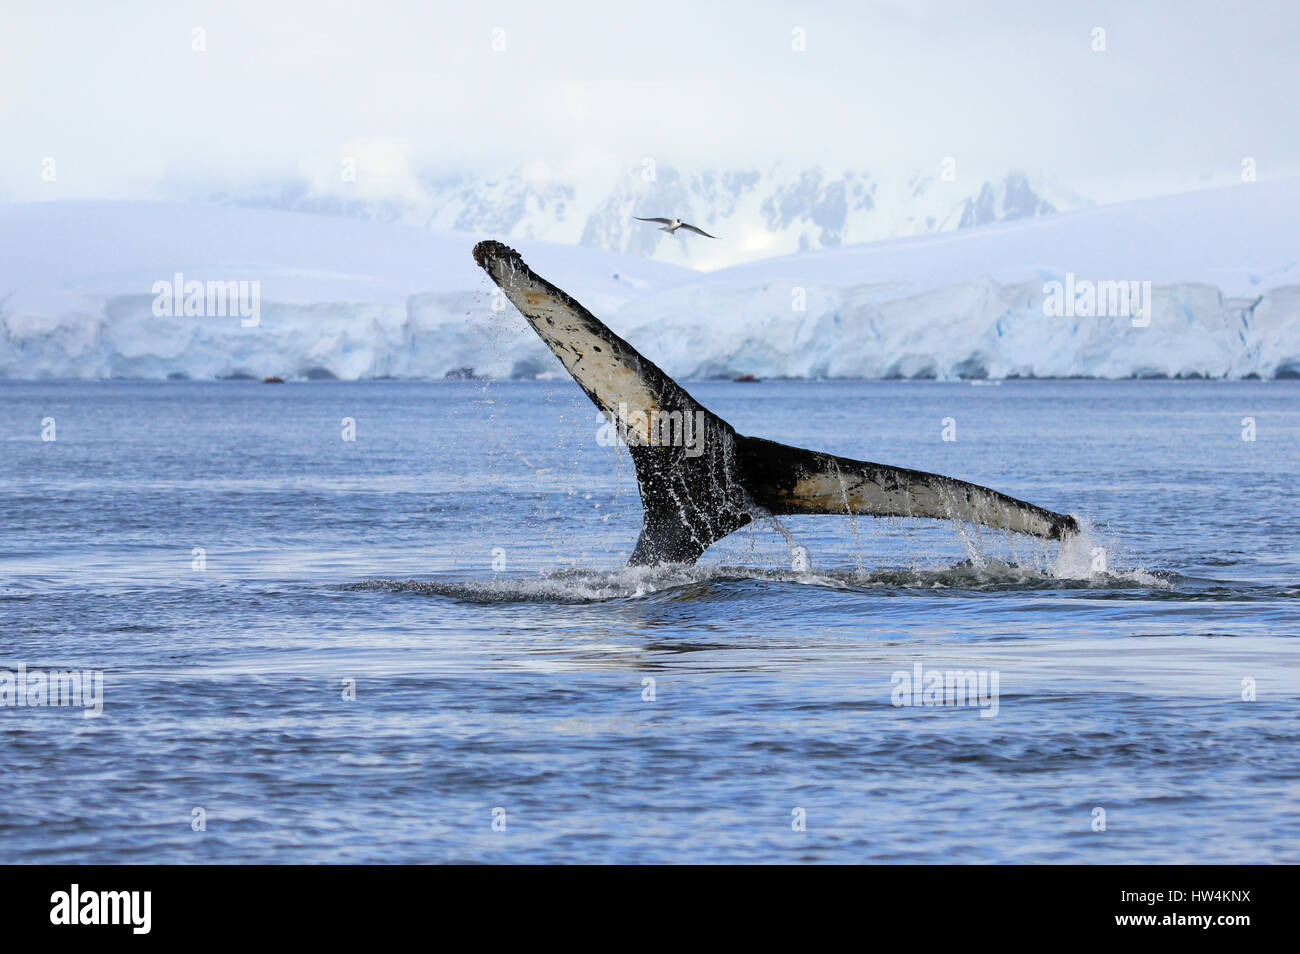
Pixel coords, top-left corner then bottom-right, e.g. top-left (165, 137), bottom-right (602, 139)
top-left (1, 379), bottom-right (1296, 863)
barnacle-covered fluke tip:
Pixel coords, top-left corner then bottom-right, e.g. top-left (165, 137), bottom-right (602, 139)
top-left (472, 240), bottom-right (523, 270)
top-left (1051, 513), bottom-right (1081, 540)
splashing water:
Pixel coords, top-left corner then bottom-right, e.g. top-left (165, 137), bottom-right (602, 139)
top-left (349, 525), bottom-right (1173, 606)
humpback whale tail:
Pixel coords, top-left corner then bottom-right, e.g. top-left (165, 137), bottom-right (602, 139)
top-left (473, 240), bottom-right (1078, 566)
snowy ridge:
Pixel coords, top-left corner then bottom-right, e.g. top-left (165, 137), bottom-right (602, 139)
top-left (205, 164), bottom-right (1081, 270)
top-left (1, 180), bottom-right (1298, 380)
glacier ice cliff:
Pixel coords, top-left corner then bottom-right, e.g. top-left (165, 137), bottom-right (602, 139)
top-left (2, 182), bottom-right (1298, 381)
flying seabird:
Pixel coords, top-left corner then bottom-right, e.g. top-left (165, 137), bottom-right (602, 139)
top-left (633, 217), bottom-right (720, 239)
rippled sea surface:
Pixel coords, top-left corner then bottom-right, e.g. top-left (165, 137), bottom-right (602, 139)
top-left (1, 379), bottom-right (1297, 863)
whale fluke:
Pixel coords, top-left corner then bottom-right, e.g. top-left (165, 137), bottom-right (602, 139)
top-left (473, 240), bottom-right (1078, 566)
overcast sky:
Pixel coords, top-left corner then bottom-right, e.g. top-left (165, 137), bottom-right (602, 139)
top-left (3, 0), bottom-right (1297, 203)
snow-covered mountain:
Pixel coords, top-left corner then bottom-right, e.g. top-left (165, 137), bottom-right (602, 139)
top-left (201, 165), bottom-right (1082, 269)
top-left (0, 201), bottom-right (683, 382)
top-left (2, 178), bottom-right (1297, 381)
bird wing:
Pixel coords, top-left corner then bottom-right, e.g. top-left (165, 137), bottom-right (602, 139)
top-left (633, 217), bottom-right (674, 225)
top-left (679, 222), bottom-right (720, 239)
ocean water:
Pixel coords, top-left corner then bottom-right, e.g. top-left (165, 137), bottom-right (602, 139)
top-left (1, 378), bottom-right (1296, 864)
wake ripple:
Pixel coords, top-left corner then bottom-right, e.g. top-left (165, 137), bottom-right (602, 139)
top-left (345, 558), bottom-right (1178, 605)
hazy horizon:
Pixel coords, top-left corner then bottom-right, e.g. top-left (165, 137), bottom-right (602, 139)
top-left (4, 0), bottom-right (1298, 208)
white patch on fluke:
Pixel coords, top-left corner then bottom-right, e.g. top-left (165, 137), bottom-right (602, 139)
top-left (485, 252), bottom-right (664, 443)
